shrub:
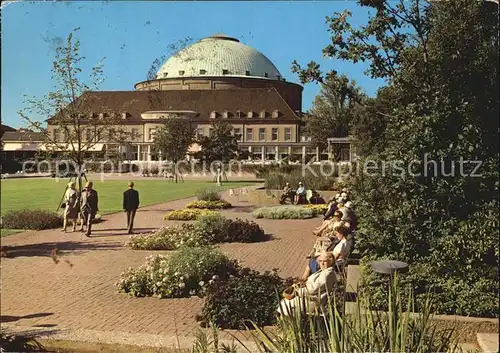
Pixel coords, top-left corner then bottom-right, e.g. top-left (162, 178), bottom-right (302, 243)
top-left (252, 205), bottom-right (315, 219)
top-left (117, 247), bottom-right (240, 298)
top-left (196, 187), bottom-right (222, 202)
top-left (129, 214), bottom-right (267, 250)
top-left (196, 214), bottom-right (267, 243)
top-left (164, 209), bottom-right (218, 221)
top-left (262, 166), bottom-right (339, 191)
top-left (197, 268), bottom-right (292, 329)
top-left (186, 200), bottom-right (232, 209)
top-left (125, 224), bottom-right (208, 250)
top-left (302, 204), bottom-right (328, 216)
top-left (1, 209), bottom-right (62, 230)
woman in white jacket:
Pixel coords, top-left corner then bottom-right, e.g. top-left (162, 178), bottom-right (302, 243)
top-left (278, 252), bottom-right (337, 316)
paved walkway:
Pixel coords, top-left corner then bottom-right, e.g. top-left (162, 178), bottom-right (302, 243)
top-left (0, 189), bottom-right (319, 345)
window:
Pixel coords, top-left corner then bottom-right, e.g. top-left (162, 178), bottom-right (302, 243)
top-left (264, 72), bottom-right (268, 78)
top-left (121, 112), bottom-right (128, 120)
top-left (271, 128), bottom-right (278, 141)
top-left (86, 128), bottom-right (93, 142)
top-left (178, 70), bottom-right (185, 76)
top-left (234, 128), bottom-right (241, 141)
top-left (199, 69), bottom-right (206, 75)
top-left (276, 75), bottom-right (281, 80)
top-left (222, 69), bottom-right (229, 75)
top-left (245, 70), bottom-right (250, 76)
top-left (223, 111), bottom-right (229, 119)
top-left (196, 128), bottom-right (204, 140)
top-left (131, 128), bottom-right (139, 140)
top-left (260, 110), bottom-right (266, 118)
top-left (272, 110), bottom-right (279, 118)
top-left (210, 111), bottom-right (217, 119)
top-left (149, 128), bottom-right (156, 141)
top-left (247, 111), bottom-right (254, 118)
top-left (163, 72), bottom-right (168, 77)
top-left (108, 128), bottom-right (115, 141)
top-left (246, 128), bottom-right (253, 141)
top-left (284, 127), bottom-right (292, 141)
top-left (53, 129), bottom-right (60, 142)
top-left (259, 128), bottom-right (266, 141)
top-left (236, 110), bottom-right (243, 118)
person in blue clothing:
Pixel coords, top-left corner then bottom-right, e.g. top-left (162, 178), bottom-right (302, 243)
top-left (294, 182), bottom-right (307, 204)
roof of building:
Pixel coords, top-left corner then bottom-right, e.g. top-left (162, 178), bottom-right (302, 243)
top-left (48, 87), bottom-right (300, 123)
top-left (2, 130), bottom-right (44, 141)
top-left (1, 124), bottom-right (17, 132)
top-left (156, 34), bottom-right (283, 81)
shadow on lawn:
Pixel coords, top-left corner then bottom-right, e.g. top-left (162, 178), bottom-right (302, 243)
top-left (0, 241), bottom-right (121, 259)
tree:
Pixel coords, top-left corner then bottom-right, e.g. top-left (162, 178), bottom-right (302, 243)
top-left (293, 0), bottom-right (499, 317)
top-left (18, 28), bottom-right (127, 192)
top-left (193, 118), bottom-right (239, 165)
top-left (305, 74), bottom-right (364, 156)
top-left (152, 117), bottom-right (194, 183)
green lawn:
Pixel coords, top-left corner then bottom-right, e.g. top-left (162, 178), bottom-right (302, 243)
top-left (1, 178), bottom-right (255, 216)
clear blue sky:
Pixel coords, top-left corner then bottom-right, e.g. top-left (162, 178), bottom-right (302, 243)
top-left (1, 1), bottom-right (385, 129)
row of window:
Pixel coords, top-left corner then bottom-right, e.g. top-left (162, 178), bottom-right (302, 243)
top-left (210, 110), bottom-right (280, 119)
top-left (162, 70), bottom-right (281, 79)
top-left (195, 127), bottom-right (292, 142)
top-left (52, 128), bottom-right (141, 142)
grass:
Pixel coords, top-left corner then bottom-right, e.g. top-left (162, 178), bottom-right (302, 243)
top-left (0, 228), bottom-right (23, 237)
top-left (0, 178), bottom-right (255, 235)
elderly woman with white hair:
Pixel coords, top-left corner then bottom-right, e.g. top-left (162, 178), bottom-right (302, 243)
top-left (278, 251), bottom-right (337, 316)
top-left (62, 181), bottom-right (80, 232)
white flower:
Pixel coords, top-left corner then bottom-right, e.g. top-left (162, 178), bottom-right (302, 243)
top-left (156, 281), bottom-right (162, 286)
top-left (212, 275), bottom-right (219, 281)
top-left (198, 281), bottom-right (205, 286)
top-left (178, 283), bottom-right (186, 289)
top-left (208, 280), bottom-right (214, 285)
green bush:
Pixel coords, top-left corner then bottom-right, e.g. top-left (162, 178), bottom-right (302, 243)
top-left (262, 165), bottom-right (339, 191)
top-left (117, 247), bottom-right (240, 298)
top-left (196, 187), bottom-right (222, 202)
top-left (186, 200), bottom-right (232, 209)
top-left (164, 209), bottom-right (218, 221)
top-left (125, 224), bottom-right (208, 250)
top-left (252, 205), bottom-right (315, 219)
top-left (1, 209), bottom-right (62, 230)
top-left (129, 214), bottom-right (267, 250)
top-left (302, 204), bottom-right (328, 216)
top-left (197, 268), bottom-right (292, 329)
top-left (196, 213), bottom-right (267, 243)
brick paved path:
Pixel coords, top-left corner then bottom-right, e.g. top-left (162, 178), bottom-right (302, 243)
top-left (0, 189), bottom-right (319, 340)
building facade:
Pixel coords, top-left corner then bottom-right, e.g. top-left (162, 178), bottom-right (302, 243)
top-left (2, 34), bottom-right (353, 164)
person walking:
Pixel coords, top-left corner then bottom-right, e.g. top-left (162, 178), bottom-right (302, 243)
top-left (80, 181), bottom-right (99, 237)
top-left (62, 181), bottom-right (80, 232)
top-left (123, 182), bottom-right (140, 234)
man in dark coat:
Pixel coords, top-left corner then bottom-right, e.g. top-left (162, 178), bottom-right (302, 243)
top-left (123, 182), bottom-right (140, 234)
top-left (80, 181), bottom-right (99, 237)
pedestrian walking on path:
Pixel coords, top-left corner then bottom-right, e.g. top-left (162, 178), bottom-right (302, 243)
top-left (80, 181), bottom-right (99, 237)
top-left (62, 181), bottom-right (80, 233)
top-left (123, 182), bottom-right (140, 234)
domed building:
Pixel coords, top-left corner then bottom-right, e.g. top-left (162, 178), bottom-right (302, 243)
top-left (3, 34), bottom-right (353, 166)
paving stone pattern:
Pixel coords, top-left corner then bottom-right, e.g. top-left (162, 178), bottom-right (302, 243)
top-left (1, 189), bottom-right (319, 338)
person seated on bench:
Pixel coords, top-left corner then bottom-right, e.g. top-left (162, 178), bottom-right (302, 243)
top-left (278, 251), bottom-right (337, 316)
top-left (339, 201), bottom-right (357, 234)
top-left (323, 198), bottom-right (339, 220)
top-left (302, 221), bottom-right (352, 280)
top-left (294, 182), bottom-right (307, 204)
top-left (312, 211), bottom-right (345, 237)
top-left (280, 182), bottom-right (295, 204)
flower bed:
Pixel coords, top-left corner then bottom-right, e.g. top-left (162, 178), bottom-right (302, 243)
top-left (252, 205), bottom-right (315, 219)
top-left (302, 204), bottom-right (328, 216)
top-left (117, 247), bottom-right (239, 298)
top-left (126, 224), bottom-right (208, 250)
top-left (186, 200), bottom-right (232, 209)
top-left (128, 214), bottom-right (266, 250)
top-left (164, 209), bottom-right (218, 221)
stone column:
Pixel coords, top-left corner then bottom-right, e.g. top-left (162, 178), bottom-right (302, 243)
top-left (288, 146), bottom-right (292, 158)
top-left (302, 146), bottom-right (306, 162)
top-left (147, 144), bottom-right (151, 162)
top-left (248, 146), bottom-right (252, 161)
top-left (316, 147), bottom-right (320, 162)
top-left (275, 146), bottom-right (279, 161)
top-left (261, 147), bottom-right (265, 162)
